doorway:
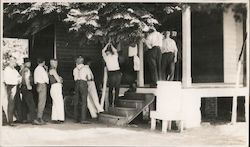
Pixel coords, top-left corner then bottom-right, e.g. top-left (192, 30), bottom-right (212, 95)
top-left (191, 11), bottom-right (224, 83)
top-left (30, 24), bottom-right (55, 70)
top-left (29, 24), bottom-right (55, 106)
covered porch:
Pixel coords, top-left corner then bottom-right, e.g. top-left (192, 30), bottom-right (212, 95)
top-left (134, 2), bottom-right (249, 129)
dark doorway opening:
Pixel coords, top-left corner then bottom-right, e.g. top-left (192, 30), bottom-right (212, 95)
top-left (29, 24), bottom-right (55, 106)
top-left (191, 11), bottom-right (224, 83)
top-left (30, 25), bottom-right (55, 70)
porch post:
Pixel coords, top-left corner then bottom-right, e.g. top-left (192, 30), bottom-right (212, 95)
top-left (138, 40), bottom-right (144, 87)
top-left (245, 2), bottom-right (249, 123)
top-left (54, 23), bottom-right (57, 59)
top-left (182, 5), bottom-right (192, 87)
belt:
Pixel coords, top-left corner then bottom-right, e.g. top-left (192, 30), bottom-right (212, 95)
top-left (76, 80), bottom-right (87, 82)
top-left (163, 52), bottom-right (174, 54)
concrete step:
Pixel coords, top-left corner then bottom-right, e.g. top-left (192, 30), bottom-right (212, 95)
top-left (108, 106), bottom-right (138, 117)
top-left (124, 92), bottom-right (151, 100)
top-left (117, 99), bottom-right (144, 109)
top-left (136, 87), bottom-right (157, 95)
top-left (98, 112), bottom-right (127, 126)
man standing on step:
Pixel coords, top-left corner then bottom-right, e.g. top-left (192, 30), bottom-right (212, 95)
top-left (102, 41), bottom-right (122, 107)
top-left (161, 31), bottom-right (178, 81)
top-left (34, 58), bottom-right (49, 125)
top-left (73, 56), bottom-right (90, 124)
top-left (143, 27), bottom-right (163, 87)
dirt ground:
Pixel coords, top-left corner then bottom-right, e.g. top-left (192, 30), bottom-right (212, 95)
top-left (0, 120), bottom-right (248, 146)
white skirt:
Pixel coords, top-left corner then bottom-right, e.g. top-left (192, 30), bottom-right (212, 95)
top-left (50, 83), bottom-right (65, 121)
top-left (87, 81), bottom-right (104, 118)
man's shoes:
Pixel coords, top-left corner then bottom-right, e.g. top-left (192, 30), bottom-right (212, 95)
top-left (38, 118), bottom-right (46, 125)
top-left (51, 120), bottom-right (64, 124)
top-left (80, 121), bottom-right (91, 124)
top-left (13, 120), bottom-right (22, 123)
top-left (32, 119), bottom-right (42, 125)
top-left (8, 123), bottom-right (16, 127)
top-left (150, 84), bottom-right (157, 88)
top-left (58, 120), bottom-right (64, 124)
top-left (22, 120), bottom-right (29, 124)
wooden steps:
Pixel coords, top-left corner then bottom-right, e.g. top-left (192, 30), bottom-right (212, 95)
top-left (98, 92), bottom-right (155, 126)
top-left (117, 99), bottom-right (144, 108)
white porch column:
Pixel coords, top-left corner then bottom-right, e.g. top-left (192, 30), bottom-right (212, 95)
top-left (245, 2), bottom-right (249, 123)
top-left (182, 6), bottom-right (192, 87)
top-left (138, 40), bottom-right (144, 87)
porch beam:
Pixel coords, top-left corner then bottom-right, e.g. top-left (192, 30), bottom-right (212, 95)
top-left (182, 5), bottom-right (192, 87)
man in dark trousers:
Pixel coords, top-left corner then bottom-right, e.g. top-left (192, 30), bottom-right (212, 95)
top-left (143, 27), bottom-right (163, 87)
top-left (161, 31), bottom-right (178, 81)
top-left (73, 56), bottom-right (90, 124)
top-left (20, 58), bottom-right (41, 125)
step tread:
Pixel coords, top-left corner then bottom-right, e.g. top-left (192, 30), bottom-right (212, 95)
top-left (112, 106), bottom-right (138, 111)
top-left (118, 99), bottom-right (144, 102)
top-left (99, 112), bottom-right (126, 119)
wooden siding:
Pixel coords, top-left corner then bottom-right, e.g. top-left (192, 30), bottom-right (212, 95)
top-left (55, 22), bottom-right (103, 94)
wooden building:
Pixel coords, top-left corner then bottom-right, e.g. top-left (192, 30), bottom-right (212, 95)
top-left (2, 0), bottom-right (249, 128)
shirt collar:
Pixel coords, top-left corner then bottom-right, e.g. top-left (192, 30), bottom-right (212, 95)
top-left (76, 64), bottom-right (84, 69)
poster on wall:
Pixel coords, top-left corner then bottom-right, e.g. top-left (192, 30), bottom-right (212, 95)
top-left (2, 38), bottom-right (29, 68)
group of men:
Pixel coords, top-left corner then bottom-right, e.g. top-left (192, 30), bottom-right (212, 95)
top-left (2, 27), bottom-right (179, 126)
top-left (144, 28), bottom-right (179, 87)
top-left (3, 57), bottom-right (49, 126)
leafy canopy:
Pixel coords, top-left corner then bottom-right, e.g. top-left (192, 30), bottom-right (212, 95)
top-left (3, 3), bottom-right (246, 45)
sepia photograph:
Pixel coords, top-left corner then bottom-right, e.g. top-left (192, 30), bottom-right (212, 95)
top-left (0, 0), bottom-right (249, 146)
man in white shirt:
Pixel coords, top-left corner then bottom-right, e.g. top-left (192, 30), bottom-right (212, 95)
top-left (161, 31), bottom-right (178, 81)
top-left (34, 58), bottom-right (49, 124)
top-left (102, 42), bottom-right (122, 107)
top-left (3, 57), bottom-right (22, 126)
top-left (73, 56), bottom-right (90, 124)
top-left (143, 27), bottom-right (163, 87)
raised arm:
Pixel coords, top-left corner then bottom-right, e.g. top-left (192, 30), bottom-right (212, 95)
top-left (102, 43), bottom-right (110, 57)
top-left (110, 44), bottom-right (118, 55)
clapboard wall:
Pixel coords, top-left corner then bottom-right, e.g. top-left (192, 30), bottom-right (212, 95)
top-left (55, 22), bottom-right (103, 94)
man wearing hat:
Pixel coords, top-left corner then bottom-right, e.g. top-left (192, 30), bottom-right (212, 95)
top-left (20, 58), bottom-right (41, 125)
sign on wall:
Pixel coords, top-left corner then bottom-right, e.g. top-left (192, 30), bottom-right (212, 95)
top-left (2, 38), bottom-right (29, 68)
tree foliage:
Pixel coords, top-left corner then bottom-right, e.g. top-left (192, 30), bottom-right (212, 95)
top-left (3, 2), bottom-right (246, 45)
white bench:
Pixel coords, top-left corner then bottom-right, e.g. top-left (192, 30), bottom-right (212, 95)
top-left (150, 81), bottom-right (184, 133)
